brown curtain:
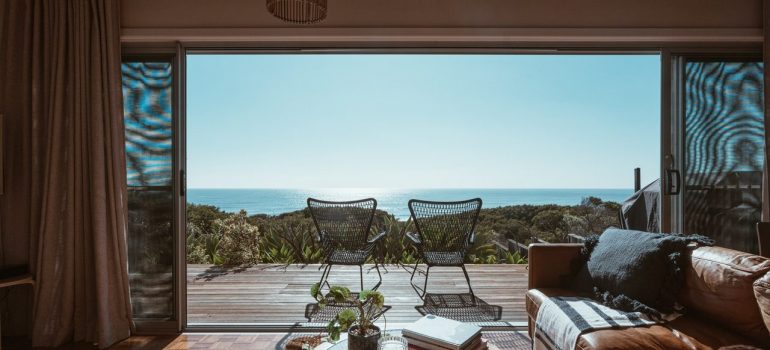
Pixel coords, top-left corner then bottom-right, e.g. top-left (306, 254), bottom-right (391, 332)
top-left (0, 0), bottom-right (132, 348)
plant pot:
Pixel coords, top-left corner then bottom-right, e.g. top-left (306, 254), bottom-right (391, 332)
top-left (347, 325), bottom-right (381, 350)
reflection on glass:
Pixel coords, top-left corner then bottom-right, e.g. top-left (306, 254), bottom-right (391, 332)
top-left (128, 190), bottom-right (174, 319)
top-left (684, 61), bottom-right (764, 253)
top-left (122, 62), bottom-right (173, 187)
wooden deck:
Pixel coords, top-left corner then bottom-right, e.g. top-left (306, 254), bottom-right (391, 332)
top-left (187, 264), bottom-right (528, 325)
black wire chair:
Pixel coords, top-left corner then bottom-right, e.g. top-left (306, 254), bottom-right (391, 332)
top-left (406, 198), bottom-right (482, 300)
top-left (307, 197), bottom-right (386, 292)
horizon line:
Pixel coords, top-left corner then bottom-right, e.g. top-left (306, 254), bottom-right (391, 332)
top-left (186, 187), bottom-right (636, 190)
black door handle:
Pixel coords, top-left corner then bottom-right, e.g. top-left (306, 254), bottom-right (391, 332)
top-left (180, 169), bottom-right (186, 196)
top-left (666, 169), bottom-right (681, 195)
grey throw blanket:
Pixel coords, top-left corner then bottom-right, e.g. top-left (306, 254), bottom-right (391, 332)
top-left (533, 296), bottom-right (664, 350)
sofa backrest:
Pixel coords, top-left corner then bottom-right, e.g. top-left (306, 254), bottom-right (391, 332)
top-left (679, 246), bottom-right (770, 344)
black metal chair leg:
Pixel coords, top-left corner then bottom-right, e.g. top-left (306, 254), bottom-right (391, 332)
top-left (461, 264), bottom-right (476, 305)
top-left (410, 261), bottom-right (431, 300)
top-left (354, 263), bottom-right (384, 292)
top-left (359, 265), bottom-right (364, 291)
top-left (409, 261), bottom-right (420, 285)
top-left (318, 264), bottom-right (332, 292)
top-left (409, 261), bottom-right (428, 300)
top-left (371, 262), bottom-right (382, 291)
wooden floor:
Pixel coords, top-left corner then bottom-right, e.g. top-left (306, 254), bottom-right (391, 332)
top-left (187, 264), bottom-right (528, 325)
top-left (4, 332), bottom-right (532, 350)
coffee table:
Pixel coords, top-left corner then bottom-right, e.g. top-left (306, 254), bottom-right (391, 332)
top-left (315, 329), bottom-right (507, 350)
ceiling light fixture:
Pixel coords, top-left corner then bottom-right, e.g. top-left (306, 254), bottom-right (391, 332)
top-left (266, 0), bottom-right (327, 24)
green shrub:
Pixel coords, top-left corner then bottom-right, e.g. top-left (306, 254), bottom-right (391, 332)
top-left (185, 197), bottom-right (618, 265)
top-left (260, 214), bottom-right (323, 264)
top-left (215, 210), bottom-right (261, 265)
top-left (372, 215), bottom-right (418, 264)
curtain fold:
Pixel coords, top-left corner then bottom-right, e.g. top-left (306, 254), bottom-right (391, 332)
top-left (0, 0), bottom-right (132, 347)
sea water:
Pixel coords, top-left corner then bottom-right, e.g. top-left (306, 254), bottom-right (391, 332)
top-left (186, 188), bottom-right (633, 219)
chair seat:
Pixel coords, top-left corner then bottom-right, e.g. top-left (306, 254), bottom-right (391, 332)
top-left (424, 251), bottom-right (465, 266)
top-left (328, 249), bottom-right (370, 264)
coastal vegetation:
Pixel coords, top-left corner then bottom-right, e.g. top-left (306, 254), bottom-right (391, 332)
top-left (184, 197), bottom-right (620, 266)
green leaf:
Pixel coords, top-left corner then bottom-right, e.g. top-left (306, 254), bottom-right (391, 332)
top-left (327, 320), bottom-right (341, 341)
top-left (328, 286), bottom-right (351, 303)
top-left (337, 308), bottom-right (357, 330)
top-left (310, 283), bottom-right (321, 300)
top-left (360, 290), bottom-right (384, 308)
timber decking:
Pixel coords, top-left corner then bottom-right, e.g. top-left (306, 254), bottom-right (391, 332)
top-left (187, 264), bottom-right (528, 324)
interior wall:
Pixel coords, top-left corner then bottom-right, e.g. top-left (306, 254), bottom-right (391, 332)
top-left (120, 0), bottom-right (763, 45)
top-left (122, 0), bottom-right (761, 29)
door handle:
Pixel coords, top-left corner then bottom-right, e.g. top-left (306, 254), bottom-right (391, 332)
top-left (666, 169), bottom-right (681, 195)
top-left (180, 169), bottom-right (186, 196)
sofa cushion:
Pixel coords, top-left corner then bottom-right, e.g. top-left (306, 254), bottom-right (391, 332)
top-left (577, 315), bottom-right (762, 350)
top-left (680, 246), bottom-right (770, 345)
top-left (571, 228), bottom-right (712, 316)
top-left (528, 288), bottom-right (763, 350)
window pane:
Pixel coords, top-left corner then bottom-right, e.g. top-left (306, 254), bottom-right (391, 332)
top-left (127, 190), bottom-right (174, 319)
top-left (122, 60), bottom-right (174, 320)
top-left (684, 61), bottom-right (764, 253)
top-left (122, 62), bottom-right (173, 187)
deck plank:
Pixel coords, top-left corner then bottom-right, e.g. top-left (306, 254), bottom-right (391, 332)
top-left (187, 264), bottom-right (528, 324)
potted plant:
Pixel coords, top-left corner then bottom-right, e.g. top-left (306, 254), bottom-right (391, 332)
top-left (311, 283), bottom-right (385, 350)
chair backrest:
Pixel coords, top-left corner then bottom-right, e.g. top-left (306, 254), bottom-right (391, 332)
top-left (408, 198), bottom-right (482, 252)
top-left (307, 198), bottom-right (377, 249)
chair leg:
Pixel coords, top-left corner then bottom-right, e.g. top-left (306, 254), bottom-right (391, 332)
top-left (372, 262), bottom-right (382, 291)
top-left (410, 261), bottom-right (429, 300)
top-left (318, 264), bottom-right (332, 292)
top-left (357, 263), bottom-right (383, 292)
top-left (359, 265), bottom-right (364, 291)
top-left (461, 264), bottom-right (476, 304)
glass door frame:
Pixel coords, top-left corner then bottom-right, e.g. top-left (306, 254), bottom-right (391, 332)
top-left (123, 43), bottom-right (762, 333)
top-left (122, 45), bottom-right (186, 334)
top-left (662, 49), bottom-right (763, 234)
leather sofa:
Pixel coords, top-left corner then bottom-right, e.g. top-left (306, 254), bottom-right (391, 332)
top-left (527, 243), bottom-right (770, 349)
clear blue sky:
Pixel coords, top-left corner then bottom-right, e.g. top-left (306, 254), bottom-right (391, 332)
top-left (186, 54), bottom-right (660, 189)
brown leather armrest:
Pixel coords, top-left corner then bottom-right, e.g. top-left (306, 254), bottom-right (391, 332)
top-left (528, 243), bottom-right (583, 290)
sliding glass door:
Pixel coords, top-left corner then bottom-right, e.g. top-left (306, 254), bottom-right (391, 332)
top-left (668, 56), bottom-right (764, 253)
top-left (122, 56), bottom-right (179, 329)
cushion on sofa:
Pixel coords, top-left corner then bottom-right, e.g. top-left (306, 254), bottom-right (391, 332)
top-left (577, 315), bottom-right (763, 350)
top-left (680, 246), bottom-right (770, 345)
top-left (570, 228), bottom-right (712, 317)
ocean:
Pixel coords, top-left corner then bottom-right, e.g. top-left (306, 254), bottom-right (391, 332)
top-left (186, 188), bottom-right (633, 219)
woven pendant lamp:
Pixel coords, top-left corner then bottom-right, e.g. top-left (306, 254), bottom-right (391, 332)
top-left (266, 0), bottom-right (327, 24)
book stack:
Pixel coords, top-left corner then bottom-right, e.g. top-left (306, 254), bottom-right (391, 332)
top-left (402, 315), bottom-right (488, 350)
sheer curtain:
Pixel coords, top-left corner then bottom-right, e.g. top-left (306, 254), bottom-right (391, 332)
top-left (0, 0), bottom-right (132, 347)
